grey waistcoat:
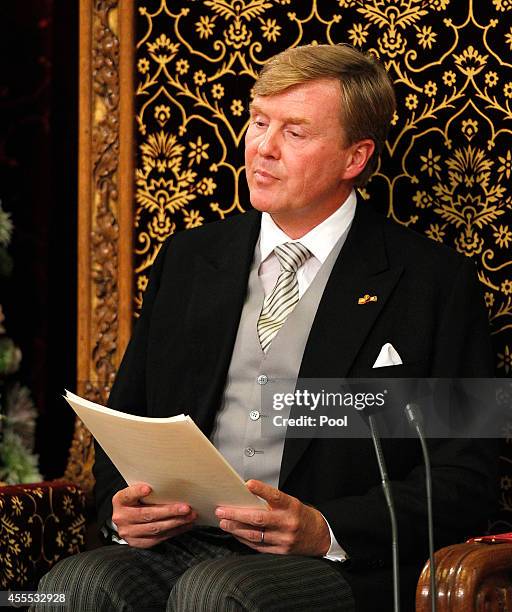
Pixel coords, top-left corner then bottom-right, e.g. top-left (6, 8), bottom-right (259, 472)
top-left (211, 229), bottom-right (349, 488)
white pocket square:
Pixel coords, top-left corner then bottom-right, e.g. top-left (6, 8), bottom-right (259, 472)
top-left (372, 343), bottom-right (403, 368)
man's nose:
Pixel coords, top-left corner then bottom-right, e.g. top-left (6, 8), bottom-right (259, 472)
top-left (257, 127), bottom-right (280, 158)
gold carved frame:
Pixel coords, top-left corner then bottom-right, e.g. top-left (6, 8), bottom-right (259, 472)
top-left (66, 0), bottom-right (135, 491)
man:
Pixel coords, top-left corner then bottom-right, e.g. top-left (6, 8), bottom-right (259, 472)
top-left (38, 44), bottom-right (495, 611)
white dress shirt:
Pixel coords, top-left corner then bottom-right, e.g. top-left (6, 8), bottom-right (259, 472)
top-left (258, 190), bottom-right (357, 298)
top-left (258, 190), bottom-right (357, 562)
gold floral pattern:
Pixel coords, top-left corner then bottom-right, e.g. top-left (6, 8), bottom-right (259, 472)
top-left (0, 482), bottom-right (85, 589)
top-left (133, 0), bottom-right (512, 362)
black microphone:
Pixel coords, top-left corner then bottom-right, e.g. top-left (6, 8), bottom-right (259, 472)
top-left (367, 413), bottom-right (400, 612)
top-left (405, 403), bottom-right (437, 612)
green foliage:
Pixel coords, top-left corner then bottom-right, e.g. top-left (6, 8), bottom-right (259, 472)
top-left (0, 337), bottom-right (22, 376)
top-left (0, 200), bottom-right (41, 484)
top-left (0, 205), bottom-right (13, 247)
top-left (0, 428), bottom-right (42, 484)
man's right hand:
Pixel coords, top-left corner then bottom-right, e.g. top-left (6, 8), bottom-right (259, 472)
top-left (111, 483), bottom-right (198, 548)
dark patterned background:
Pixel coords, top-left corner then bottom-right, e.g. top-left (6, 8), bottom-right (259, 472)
top-left (132, 0), bottom-right (512, 524)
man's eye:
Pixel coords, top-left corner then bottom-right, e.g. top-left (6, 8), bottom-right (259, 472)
top-left (288, 130), bottom-right (304, 138)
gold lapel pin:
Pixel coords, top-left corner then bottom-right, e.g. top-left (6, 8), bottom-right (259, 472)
top-left (358, 294), bottom-right (378, 305)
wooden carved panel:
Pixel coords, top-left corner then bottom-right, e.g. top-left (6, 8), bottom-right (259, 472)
top-left (66, 0), bottom-right (134, 492)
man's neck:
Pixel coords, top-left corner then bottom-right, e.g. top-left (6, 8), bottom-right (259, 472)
top-left (270, 189), bottom-right (354, 239)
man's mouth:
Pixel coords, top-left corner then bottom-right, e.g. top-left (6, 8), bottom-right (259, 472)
top-left (253, 169), bottom-right (279, 181)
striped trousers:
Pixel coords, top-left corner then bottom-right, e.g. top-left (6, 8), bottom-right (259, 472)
top-left (33, 529), bottom-right (355, 611)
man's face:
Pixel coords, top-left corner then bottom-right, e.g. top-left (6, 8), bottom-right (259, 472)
top-left (245, 78), bottom-right (363, 236)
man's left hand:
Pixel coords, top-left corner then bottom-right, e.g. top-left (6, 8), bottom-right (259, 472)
top-left (215, 479), bottom-right (331, 556)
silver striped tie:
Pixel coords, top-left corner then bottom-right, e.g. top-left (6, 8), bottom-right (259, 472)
top-left (257, 242), bottom-right (311, 353)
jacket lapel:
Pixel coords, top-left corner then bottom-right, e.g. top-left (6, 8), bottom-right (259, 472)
top-left (279, 203), bottom-right (404, 488)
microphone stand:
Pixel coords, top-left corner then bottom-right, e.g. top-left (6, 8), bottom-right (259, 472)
top-left (405, 403), bottom-right (437, 612)
top-left (368, 414), bottom-right (400, 612)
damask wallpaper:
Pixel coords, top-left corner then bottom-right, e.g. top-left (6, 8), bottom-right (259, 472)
top-left (131, 0), bottom-right (512, 522)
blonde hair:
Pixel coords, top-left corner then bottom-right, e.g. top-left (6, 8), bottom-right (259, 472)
top-left (253, 44), bottom-right (396, 186)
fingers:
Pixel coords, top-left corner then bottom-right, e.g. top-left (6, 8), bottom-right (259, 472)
top-left (125, 522), bottom-right (195, 549)
top-left (111, 485), bottom-right (198, 546)
top-left (120, 510), bottom-right (198, 539)
top-left (215, 506), bottom-right (269, 527)
top-left (117, 502), bottom-right (193, 525)
top-left (245, 479), bottom-right (289, 508)
top-left (217, 516), bottom-right (298, 554)
top-left (215, 505), bottom-right (275, 550)
top-left (113, 483), bottom-right (152, 508)
top-left (218, 518), bottom-right (270, 546)
top-left (220, 521), bottom-right (295, 555)
top-left (112, 501), bottom-right (193, 529)
top-left (216, 488), bottom-right (330, 556)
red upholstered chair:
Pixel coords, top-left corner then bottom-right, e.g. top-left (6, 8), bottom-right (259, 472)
top-left (0, 480), bottom-right (86, 590)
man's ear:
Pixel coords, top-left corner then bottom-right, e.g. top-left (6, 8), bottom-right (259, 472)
top-left (341, 139), bottom-right (375, 181)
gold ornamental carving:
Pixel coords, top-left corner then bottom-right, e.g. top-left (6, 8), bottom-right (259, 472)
top-left (89, 0), bottom-right (121, 402)
top-left (71, 0), bottom-right (134, 492)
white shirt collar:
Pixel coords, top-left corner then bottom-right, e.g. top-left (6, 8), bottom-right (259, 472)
top-left (259, 190), bottom-right (357, 264)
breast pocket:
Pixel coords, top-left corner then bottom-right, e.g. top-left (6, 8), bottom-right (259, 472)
top-left (349, 359), bottom-right (428, 378)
